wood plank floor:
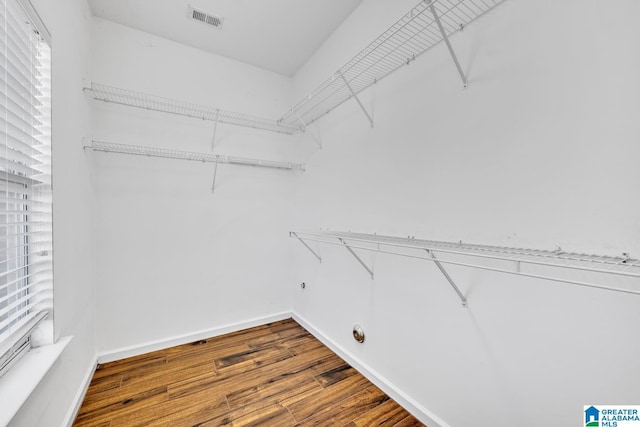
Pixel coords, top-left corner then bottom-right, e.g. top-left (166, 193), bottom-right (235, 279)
top-left (73, 319), bottom-right (424, 427)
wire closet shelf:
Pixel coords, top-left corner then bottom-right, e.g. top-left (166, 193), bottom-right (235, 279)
top-left (86, 0), bottom-right (507, 136)
top-left (88, 141), bottom-right (305, 171)
top-left (279, 0), bottom-right (504, 128)
top-left (291, 230), bottom-right (640, 297)
top-left (85, 83), bottom-right (304, 135)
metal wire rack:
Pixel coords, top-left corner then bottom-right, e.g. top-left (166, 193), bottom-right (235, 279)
top-left (291, 230), bottom-right (640, 302)
top-left (87, 141), bottom-right (305, 171)
top-left (85, 83), bottom-right (304, 135)
top-left (86, 1), bottom-right (505, 137)
top-left (279, 0), bottom-right (505, 128)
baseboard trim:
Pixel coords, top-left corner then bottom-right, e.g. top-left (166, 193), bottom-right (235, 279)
top-left (97, 311), bottom-right (292, 363)
top-left (292, 312), bottom-right (449, 427)
top-left (63, 354), bottom-right (97, 427)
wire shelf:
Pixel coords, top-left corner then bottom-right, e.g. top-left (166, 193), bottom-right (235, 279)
top-left (87, 1), bottom-right (505, 136)
top-left (85, 83), bottom-right (304, 135)
top-left (88, 141), bottom-right (305, 171)
top-left (291, 230), bottom-right (640, 297)
top-left (279, 0), bottom-right (505, 127)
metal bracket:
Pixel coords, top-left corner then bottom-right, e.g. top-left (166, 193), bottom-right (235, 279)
top-left (427, 250), bottom-right (467, 307)
top-left (291, 232), bottom-right (322, 263)
top-left (295, 113), bottom-right (322, 149)
top-left (429, 2), bottom-right (468, 88)
top-left (340, 238), bottom-right (374, 279)
top-left (339, 73), bottom-right (374, 127)
top-left (211, 158), bottom-right (219, 193)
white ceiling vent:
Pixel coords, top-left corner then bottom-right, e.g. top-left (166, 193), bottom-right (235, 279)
top-left (188, 6), bottom-right (224, 30)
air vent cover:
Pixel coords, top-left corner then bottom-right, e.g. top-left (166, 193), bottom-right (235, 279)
top-left (188, 6), bottom-right (224, 29)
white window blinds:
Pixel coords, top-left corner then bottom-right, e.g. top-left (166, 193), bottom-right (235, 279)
top-left (0, 0), bottom-right (52, 377)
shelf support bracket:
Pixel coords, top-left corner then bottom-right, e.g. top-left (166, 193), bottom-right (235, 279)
top-left (291, 232), bottom-right (322, 263)
top-left (295, 113), bottom-right (322, 149)
top-left (429, 2), bottom-right (468, 88)
top-left (211, 109), bottom-right (220, 150)
top-left (339, 73), bottom-right (374, 128)
top-left (340, 238), bottom-right (374, 279)
top-left (427, 250), bottom-right (467, 307)
top-left (211, 158), bottom-right (219, 193)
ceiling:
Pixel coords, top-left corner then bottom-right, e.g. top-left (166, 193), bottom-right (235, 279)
top-left (88, 0), bottom-right (364, 77)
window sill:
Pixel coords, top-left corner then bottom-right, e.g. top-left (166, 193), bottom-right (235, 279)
top-left (0, 336), bottom-right (72, 426)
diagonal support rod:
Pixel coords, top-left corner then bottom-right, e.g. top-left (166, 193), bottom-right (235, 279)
top-left (291, 232), bottom-right (322, 263)
top-left (211, 109), bottom-right (220, 150)
top-left (429, 2), bottom-right (468, 88)
top-left (340, 238), bottom-right (374, 279)
top-left (294, 113), bottom-right (322, 149)
top-left (211, 158), bottom-right (219, 193)
top-left (427, 250), bottom-right (467, 307)
top-left (340, 73), bottom-right (374, 127)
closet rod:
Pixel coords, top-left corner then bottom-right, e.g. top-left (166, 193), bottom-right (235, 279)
top-left (86, 141), bottom-right (305, 171)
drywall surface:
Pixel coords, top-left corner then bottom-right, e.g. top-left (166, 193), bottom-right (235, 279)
top-left (291, 0), bottom-right (640, 426)
top-left (91, 19), bottom-right (300, 355)
top-left (9, 0), bottom-right (97, 425)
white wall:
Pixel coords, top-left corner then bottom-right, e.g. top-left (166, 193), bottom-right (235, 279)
top-left (10, 0), bottom-right (640, 425)
top-left (9, 0), bottom-right (97, 425)
top-left (91, 19), bottom-right (301, 357)
top-left (291, 0), bottom-right (640, 426)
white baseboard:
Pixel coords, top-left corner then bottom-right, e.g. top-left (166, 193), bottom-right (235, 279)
top-left (87, 311), bottom-right (446, 426)
top-left (63, 353), bottom-right (97, 427)
top-left (97, 311), bottom-right (292, 363)
top-left (292, 312), bottom-right (449, 427)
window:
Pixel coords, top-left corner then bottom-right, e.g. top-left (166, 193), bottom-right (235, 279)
top-left (0, 0), bottom-right (52, 377)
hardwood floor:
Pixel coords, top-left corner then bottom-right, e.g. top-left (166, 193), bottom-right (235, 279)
top-left (73, 319), bottom-right (424, 427)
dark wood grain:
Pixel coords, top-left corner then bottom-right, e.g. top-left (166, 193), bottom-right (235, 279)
top-left (72, 318), bottom-right (425, 427)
